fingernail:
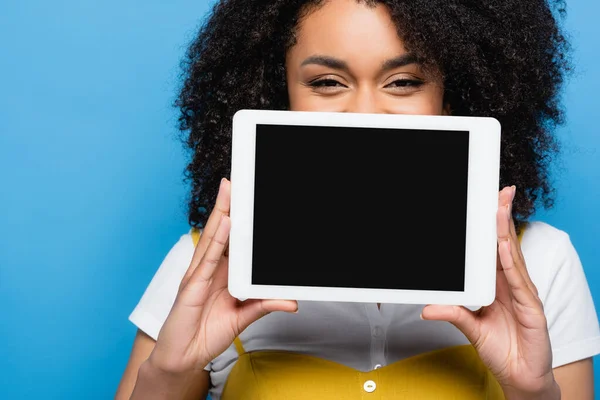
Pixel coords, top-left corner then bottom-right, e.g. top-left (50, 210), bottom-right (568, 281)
top-left (218, 177), bottom-right (226, 194)
top-left (510, 185), bottom-right (516, 202)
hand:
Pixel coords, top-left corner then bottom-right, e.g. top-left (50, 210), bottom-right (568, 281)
top-left (147, 178), bottom-right (298, 375)
top-left (421, 186), bottom-right (560, 399)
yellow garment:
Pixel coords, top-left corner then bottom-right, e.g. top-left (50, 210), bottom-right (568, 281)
top-left (191, 227), bottom-right (526, 399)
top-left (222, 343), bottom-right (504, 399)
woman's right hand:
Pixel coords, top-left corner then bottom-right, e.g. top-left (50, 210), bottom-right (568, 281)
top-left (146, 177), bottom-right (298, 376)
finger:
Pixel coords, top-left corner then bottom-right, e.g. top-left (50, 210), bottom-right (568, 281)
top-left (504, 186), bottom-right (539, 297)
top-left (181, 178), bottom-right (231, 288)
top-left (508, 226), bottom-right (539, 298)
top-left (496, 189), bottom-right (520, 305)
top-left (509, 222), bottom-right (528, 273)
top-left (197, 178), bottom-right (231, 254)
top-left (180, 215), bottom-right (231, 305)
top-left (234, 299), bottom-right (299, 333)
top-left (497, 187), bottom-right (537, 295)
top-left (421, 305), bottom-right (480, 345)
top-left (504, 185), bottom-right (525, 264)
top-left (208, 243), bottom-right (230, 292)
top-left (495, 251), bottom-right (512, 305)
top-left (162, 216), bottom-right (231, 341)
top-left (497, 194), bottom-right (512, 243)
top-left (498, 239), bottom-right (539, 310)
top-left (498, 185), bottom-right (514, 208)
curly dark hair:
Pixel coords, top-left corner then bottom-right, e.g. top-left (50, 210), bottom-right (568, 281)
top-left (174, 0), bottom-right (571, 234)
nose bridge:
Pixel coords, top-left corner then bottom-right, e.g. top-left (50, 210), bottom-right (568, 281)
top-left (348, 85), bottom-right (378, 114)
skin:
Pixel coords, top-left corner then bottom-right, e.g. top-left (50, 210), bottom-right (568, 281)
top-left (115, 0), bottom-right (595, 398)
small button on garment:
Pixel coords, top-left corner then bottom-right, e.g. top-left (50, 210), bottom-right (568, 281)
top-left (363, 380), bottom-right (377, 393)
top-left (372, 326), bottom-right (384, 338)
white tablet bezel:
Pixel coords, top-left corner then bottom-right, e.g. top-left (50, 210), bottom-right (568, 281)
top-left (229, 109), bottom-right (501, 306)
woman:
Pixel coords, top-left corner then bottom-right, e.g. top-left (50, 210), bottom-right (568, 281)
top-left (116, 0), bottom-right (600, 398)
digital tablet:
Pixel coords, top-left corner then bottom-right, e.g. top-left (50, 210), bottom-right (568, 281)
top-left (228, 109), bottom-right (501, 306)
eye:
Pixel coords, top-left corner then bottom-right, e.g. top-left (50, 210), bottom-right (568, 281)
top-left (307, 78), bottom-right (348, 93)
top-left (385, 79), bottom-right (424, 90)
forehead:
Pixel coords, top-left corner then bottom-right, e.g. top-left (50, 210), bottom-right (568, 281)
top-left (292, 0), bottom-right (408, 59)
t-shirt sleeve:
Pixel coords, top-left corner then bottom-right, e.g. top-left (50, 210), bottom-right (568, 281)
top-left (541, 230), bottom-right (600, 368)
top-left (129, 230), bottom-right (195, 341)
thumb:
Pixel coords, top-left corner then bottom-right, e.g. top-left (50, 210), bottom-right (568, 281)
top-left (234, 299), bottom-right (298, 333)
top-left (421, 305), bottom-right (481, 345)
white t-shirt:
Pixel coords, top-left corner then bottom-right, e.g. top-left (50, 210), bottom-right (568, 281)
top-left (129, 220), bottom-right (600, 400)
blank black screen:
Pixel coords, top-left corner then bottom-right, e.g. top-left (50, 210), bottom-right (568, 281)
top-left (251, 123), bottom-right (469, 291)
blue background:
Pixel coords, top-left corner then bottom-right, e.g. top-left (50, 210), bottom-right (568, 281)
top-left (0, 0), bottom-right (598, 398)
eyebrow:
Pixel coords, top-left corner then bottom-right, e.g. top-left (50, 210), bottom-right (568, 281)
top-left (381, 54), bottom-right (418, 71)
top-left (300, 53), bottom-right (418, 73)
top-left (300, 55), bottom-right (350, 72)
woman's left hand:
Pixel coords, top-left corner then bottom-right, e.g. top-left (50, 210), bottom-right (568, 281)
top-left (421, 185), bottom-right (561, 400)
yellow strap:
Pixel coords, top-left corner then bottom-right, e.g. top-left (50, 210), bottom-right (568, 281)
top-left (191, 227), bottom-right (201, 247)
top-left (517, 222), bottom-right (526, 243)
top-left (233, 337), bottom-right (246, 355)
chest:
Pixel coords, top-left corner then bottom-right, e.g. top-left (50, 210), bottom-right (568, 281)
top-left (210, 301), bottom-right (470, 378)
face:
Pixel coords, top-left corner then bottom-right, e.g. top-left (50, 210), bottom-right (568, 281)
top-left (286, 0), bottom-right (447, 115)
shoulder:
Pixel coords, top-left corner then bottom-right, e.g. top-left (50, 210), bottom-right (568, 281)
top-left (519, 220), bottom-right (582, 299)
top-left (128, 228), bottom-right (197, 340)
top-left (146, 229), bottom-right (196, 285)
top-left (520, 221), bottom-right (600, 367)
top-left (521, 220), bottom-right (570, 245)
top-left (519, 220), bottom-right (577, 284)
top-left (165, 229), bottom-right (196, 264)
top-left (149, 228), bottom-right (197, 290)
